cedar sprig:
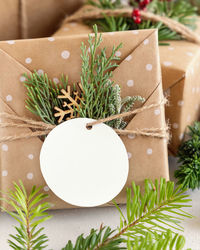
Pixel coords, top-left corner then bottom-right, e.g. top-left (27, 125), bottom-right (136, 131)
top-left (78, 25), bottom-right (144, 128)
top-left (0, 181), bottom-right (52, 250)
top-left (23, 72), bottom-right (68, 125)
top-left (175, 122), bottom-right (200, 190)
top-left (87, 0), bottom-right (197, 42)
top-left (63, 178), bottom-right (192, 249)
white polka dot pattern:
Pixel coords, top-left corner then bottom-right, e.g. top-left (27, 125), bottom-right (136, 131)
top-left (127, 80), bottom-right (134, 87)
top-left (44, 186), bottom-right (50, 192)
top-left (154, 109), bottom-right (160, 115)
top-left (27, 173), bottom-right (34, 180)
top-left (146, 64), bottom-right (153, 71)
top-left (7, 40), bottom-right (15, 45)
top-left (115, 51), bottom-right (121, 57)
top-left (163, 61), bottom-right (172, 67)
top-left (48, 37), bottom-right (55, 42)
top-left (6, 95), bottom-right (12, 102)
top-left (20, 76), bottom-right (26, 82)
top-left (125, 55), bottom-right (132, 61)
top-left (61, 50), bottom-right (70, 59)
top-left (173, 123), bottom-right (179, 129)
top-left (2, 144), bottom-right (8, 151)
top-left (147, 148), bottom-right (153, 155)
top-left (128, 134), bottom-right (135, 139)
top-left (127, 152), bottom-right (132, 159)
top-left (25, 58), bottom-right (32, 64)
top-left (28, 154), bottom-right (34, 160)
top-left (143, 39), bottom-right (149, 45)
top-left (2, 170), bottom-right (8, 177)
top-left (37, 69), bottom-right (44, 75)
top-left (53, 78), bottom-right (59, 84)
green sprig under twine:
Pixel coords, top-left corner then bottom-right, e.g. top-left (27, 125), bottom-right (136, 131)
top-left (87, 0), bottom-right (197, 42)
top-left (23, 25), bottom-right (144, 128)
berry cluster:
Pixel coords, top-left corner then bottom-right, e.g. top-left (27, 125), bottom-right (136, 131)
top-left (132, 0), bottom-right (152, 24)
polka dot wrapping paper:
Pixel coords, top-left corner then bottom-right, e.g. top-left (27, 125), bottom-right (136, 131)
top-left (55, 12), bottom-right (200, 155)
top-left (0, 0), bottom-right (84, 41)
top-left (0, 29), bottom-right (169, 211)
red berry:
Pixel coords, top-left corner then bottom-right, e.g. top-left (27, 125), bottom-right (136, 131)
top-left (139, 0), bottom-right (150, 9)
top-left (143, 0), bottom-right (150, 5)
top-left (132, 8), bottom-right (141, 18)
top-left (134, 16), bottom-right (142, 24)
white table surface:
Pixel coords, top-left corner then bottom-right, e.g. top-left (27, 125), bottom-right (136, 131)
top-left (0, 156), bottom-right (200, 250)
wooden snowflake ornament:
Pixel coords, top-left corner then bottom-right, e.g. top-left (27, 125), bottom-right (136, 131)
top-left (54, 83), bottom-right (84, 123)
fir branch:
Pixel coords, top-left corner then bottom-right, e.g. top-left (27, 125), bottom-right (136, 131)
top-left (78, 25), bottom-right (144, 128)
top-left (23, 72), bottom-right (68, 125)
top-left (0, 181), bottom-right (52, 250)
top-left (63, 178), bottom-right (192, 249)
top-left (175, 122), bottom-right (200, 190)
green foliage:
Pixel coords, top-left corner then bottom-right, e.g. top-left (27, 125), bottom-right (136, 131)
top-left (62, 178), bottom-right (192, 249)
top-left (87, 0), bottom-right (197, 42)
top-left (128, 230), bottom-right (186, 249)
top-left (175, 122), bottom-right (200, 190)
top-left (78, 25), bottom-right (144, 128)
top-left (62, 227), bottom-right (124, 250)
top-left (87, 0), bottom-right (121, 9)
top-left (23, 72), bottom-right (68, 125)
top-left (23, 26), bottom-right (144, 129)
top-left (0, 181), bottom-right (52, 250)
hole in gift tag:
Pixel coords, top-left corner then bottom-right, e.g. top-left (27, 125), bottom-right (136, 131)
top-left (40, 118), bottom-right (129, 207)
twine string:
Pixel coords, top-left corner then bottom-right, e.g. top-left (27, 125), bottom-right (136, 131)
top-left (63, 5), bottom-right (200, 44)
top-left (0, 98), bottom-right (169, 143)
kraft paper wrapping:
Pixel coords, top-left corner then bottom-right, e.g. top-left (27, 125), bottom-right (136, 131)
top-left (0, 29), bottom-right (169, 210)
top-left (55, 16), bottom-right (200, 155)
top-left (0, 0), bottom-right (84, 41)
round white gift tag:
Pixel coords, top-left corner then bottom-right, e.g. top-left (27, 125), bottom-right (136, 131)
top-left (40, 118), bottom-right (129, 207)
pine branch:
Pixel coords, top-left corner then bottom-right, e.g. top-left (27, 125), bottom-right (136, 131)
top-left (63, 178), bottom-right (192, 249)
top-left (0, 181), bottom-right (52, 250)
top-left (175, 122), bottom-right (200, 190)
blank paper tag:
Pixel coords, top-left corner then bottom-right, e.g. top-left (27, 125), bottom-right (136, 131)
top-left (40, 118), bottom-right (129, 207)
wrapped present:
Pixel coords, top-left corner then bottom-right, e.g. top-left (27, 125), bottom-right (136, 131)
top-left (54, 6), bottom-right (200, 155)
top-left (0, 29), bottom-right (169, 210)
top-left (0, 0), bottom-right (83, 41)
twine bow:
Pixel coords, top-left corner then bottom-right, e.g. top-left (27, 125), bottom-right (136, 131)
top-left (0, 98), bottom-right (169, 143)
top-left (63, 5), bottom-right (200, 44)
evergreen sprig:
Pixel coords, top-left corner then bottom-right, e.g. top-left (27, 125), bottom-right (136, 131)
top-left (79, 25), bottom-right (144, 128)
top-left (2, 179), bottom-right (192, 249)
top-left (175, 122), bottom-right (200, 190)
top-left (0, 181), bottom-right (52, 250)
top-left (87, 0), bottom-right (197, 42)
top-left (23, 26), bottom-right (144, 129)
top-left (87, 0), bottom-right (122, 9)
top-left (23, 72), bottom-right (68, 125)
top-left (63, 178), bottom-right (192, 249)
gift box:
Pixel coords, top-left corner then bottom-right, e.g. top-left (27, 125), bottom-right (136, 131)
top-left (0, 29), bottom-right (169, 210)
top-left (0, 0), bottom-right (83, 41)
top-left (54, 8), bottom-right (200, 155)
